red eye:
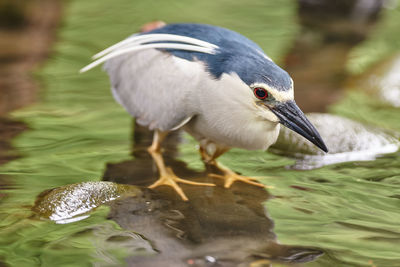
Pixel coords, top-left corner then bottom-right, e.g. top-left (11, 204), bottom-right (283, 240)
top-left (253, 87), bottom-right (269, 100)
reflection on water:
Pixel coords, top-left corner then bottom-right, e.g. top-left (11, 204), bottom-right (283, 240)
top-left (285, 0), bottom-right (384, 112)
top-left (104, 124), bottom-right (323, 266)
top-left (0, 118), bottom-right (27, 165)
top-left (108, 191), bottom-right (322, 267)
top-left (31, 124), bottom-right (324, 266)
top-left (1, 0), bottom-right (400, 266)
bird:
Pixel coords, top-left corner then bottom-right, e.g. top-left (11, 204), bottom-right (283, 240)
top-left (81, 23), bottom-right (328, 201)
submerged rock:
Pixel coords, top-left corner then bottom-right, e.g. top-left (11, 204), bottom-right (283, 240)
top-left (271, 113), bottom-right (399, 169)
top-left (350, 54), bottom-right (400, 107)
top-left (32, 181), bottom-right (141, 224)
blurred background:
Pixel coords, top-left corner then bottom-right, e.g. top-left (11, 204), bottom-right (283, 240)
top-left (0, 0), bottom-right (400, 266)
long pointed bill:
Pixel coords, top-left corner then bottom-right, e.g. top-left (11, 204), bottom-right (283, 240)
top-left (270, 101), bottom-right (328, 153)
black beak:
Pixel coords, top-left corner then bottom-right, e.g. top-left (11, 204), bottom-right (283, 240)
top-left (270, 100), bottom-right (328, 153)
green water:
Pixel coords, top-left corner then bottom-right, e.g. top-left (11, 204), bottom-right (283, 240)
top-left (1, 0), bottom-right (400, 266)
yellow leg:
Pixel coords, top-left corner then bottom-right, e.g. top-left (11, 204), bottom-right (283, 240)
top-left (200, 143), bottom-right (273, 189)
top-left (148, 131), bottom-right (215, 201)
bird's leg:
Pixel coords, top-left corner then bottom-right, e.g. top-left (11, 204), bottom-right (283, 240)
top-left (200, 142), bottom-right (273, 189)
top-left (147, 130), bottom-right (215, 201)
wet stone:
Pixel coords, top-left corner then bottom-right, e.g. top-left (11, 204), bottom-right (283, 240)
top-left (271, 113), bottom-right (400, 169)
top-left (32, 181), bottom-right (142, 224)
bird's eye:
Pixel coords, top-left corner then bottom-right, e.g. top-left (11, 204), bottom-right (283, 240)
top-left (253, 87), bottom-right (269, 100)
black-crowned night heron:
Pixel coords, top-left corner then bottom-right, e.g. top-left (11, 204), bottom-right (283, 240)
top-left (81, 23), bottom-right (328, 201)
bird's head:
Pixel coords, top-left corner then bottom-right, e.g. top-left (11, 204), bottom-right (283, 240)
top-left (249, 80), bottom-right (328, 153)
top-left (217, 52), bottom-right (328, 153)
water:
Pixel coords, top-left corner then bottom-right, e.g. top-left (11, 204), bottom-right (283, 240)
top-left (1, 0), bottom-right (400, 266)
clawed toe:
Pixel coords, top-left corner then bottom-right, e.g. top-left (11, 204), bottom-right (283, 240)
top-left (149, 169), bottom-right (215, 201)
top-left (209, 173), bottom-right (273, 189)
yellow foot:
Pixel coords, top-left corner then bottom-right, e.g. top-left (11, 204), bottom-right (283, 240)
top-left (148, 167), bottom-right (215, 201)
top-left (209, 171), bottom-right (274, 189)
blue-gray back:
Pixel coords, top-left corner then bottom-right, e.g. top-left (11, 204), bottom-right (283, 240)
top-left (143, 23), bottom-right (292, 91)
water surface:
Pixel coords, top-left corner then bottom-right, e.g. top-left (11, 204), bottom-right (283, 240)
top-left (1, 0), bottom-right (400, 266)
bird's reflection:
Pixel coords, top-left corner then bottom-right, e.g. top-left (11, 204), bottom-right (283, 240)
top-left (285, 0), bottom-right (384, 112)
top-left (103, 123), bottom-right (323, 266)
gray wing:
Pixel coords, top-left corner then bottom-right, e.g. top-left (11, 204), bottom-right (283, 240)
top-left (104, 49), bottom-right (202, 131)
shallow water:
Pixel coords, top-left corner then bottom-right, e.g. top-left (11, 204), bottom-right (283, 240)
top-left (1, 0), bottom-right (400, 266)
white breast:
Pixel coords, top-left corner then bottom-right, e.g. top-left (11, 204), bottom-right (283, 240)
top-left (184, 72), bottom-right (281, 150)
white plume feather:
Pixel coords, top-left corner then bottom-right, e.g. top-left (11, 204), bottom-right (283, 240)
top-left (92, 33), bottom-right (218, 59)
top-left (80, 43), bottom-right (216, 73)
top-left (80, 33), bottom-right (219, 73)
top-left (91, 33), bottom-right (140, 60)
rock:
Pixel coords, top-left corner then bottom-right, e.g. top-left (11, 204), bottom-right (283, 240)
top-left (32, 181), bottom-right (141, 224)
top-left (271, 113), bottom-right (399, 169)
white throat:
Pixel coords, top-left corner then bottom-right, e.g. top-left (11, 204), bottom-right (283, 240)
top-left (186, 71), bottom-right (281, 150)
